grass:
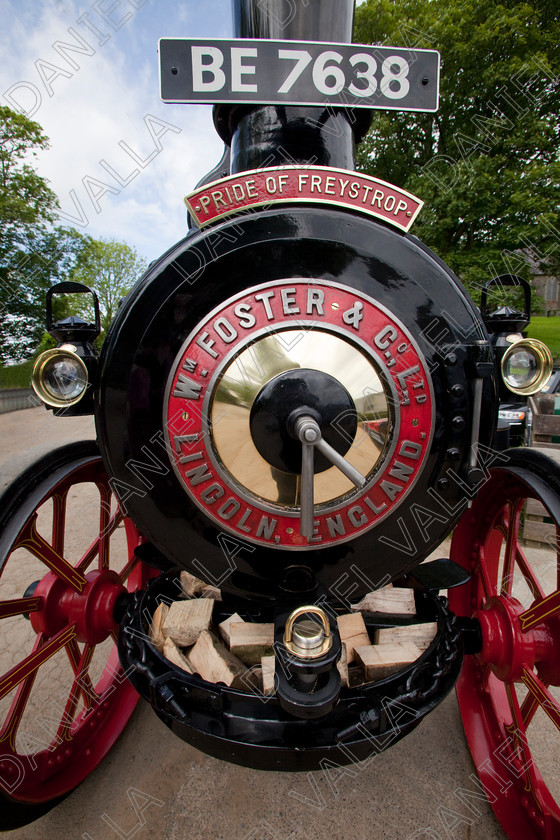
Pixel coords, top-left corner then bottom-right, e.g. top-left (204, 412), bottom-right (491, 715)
top-left (526, 316), bottom-right (560, 363)
top-left (0, 360), bottom-right (34, 389)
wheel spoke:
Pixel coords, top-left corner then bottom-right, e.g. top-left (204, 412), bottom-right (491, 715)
top-left (480, 662), bottom-right (493, 692)
top-left (521, 668), bottom-right (560, 732)
top-left (0, 625), bottom-right (77, 702)
top-left (65, 639), bottom-right (98, 709)
top-left (16, 517), bottom-right (87, 593)
top-left (59, 642), bottom-right (98, 738)
top-left (0, 637), bottom-right (42, 748)
top-left (515, 544), bottom-right (546, 601)
top-left (118, 552), bottom-right (140, 584)
top-left (51, 489), bottom-right (68, 557)
top-left (520, 688), bottom-right (541, 729)
top-left (504, 682), bottom-right (536, 788)
top-left (501, 500), bottom-right (523, 597)
top-left (76, 508), bottom-right (124, 574)
top-left (494, 507), bottom-right (510, 542)
top-left (0, 596), bottom-right (41, 620)
top-left (477, 546), bottom-right (495, 600)
top-left (98, 484), bottom-right (112, 570)
top-left (520, 590), bottom-right (560, 632)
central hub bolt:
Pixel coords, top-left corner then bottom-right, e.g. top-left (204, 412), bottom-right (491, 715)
top-left (249, 368), bottom-right (357, 474)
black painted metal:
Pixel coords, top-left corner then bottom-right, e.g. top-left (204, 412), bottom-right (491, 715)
top-left (232, 0), bottom-right (354, 42)
top-left (273, 606), bottom-right (342, 719)
top-left (250, 369), bottom-right (357, 474)
top-left (228, 103), bottom-right (359, 172)
top-left (494, 447), bottom-right (560, 524)
top-left (411, 558), bottom-right (472, 592)
top-left (46, 281), bottom-right (100, 338)
top-left (481, 274), bottom-right (531, 333)
top-left (187, 145), bottom-right (231, 229)
top-left (216, 0), bottom-right (369, 172)
top-left (118, 570), bottom-right (463, 771)
top-left (456, 617), bottom-right (484, 656)
top-left (96, 206), bottom-right (496, 602)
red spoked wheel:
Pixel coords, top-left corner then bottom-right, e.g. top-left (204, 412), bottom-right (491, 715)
top-left (449, 449), bottom-right (560, 840)
top-left (0, 441), bottom-right (153, 829)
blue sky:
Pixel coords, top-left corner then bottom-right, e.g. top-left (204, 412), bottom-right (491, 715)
top-left (0, 0), bottom-right (235, 260)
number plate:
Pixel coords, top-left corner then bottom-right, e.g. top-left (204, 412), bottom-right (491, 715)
top-left (159, 38), bottom-right (440, 112)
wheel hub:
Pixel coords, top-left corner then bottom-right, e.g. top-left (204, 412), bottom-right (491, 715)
top-left (30, 569), bottom-right (126, 644)
top-left (476, 595), bottom-right (536, 682)
top-left (476, 594), bottom-right (560, 686)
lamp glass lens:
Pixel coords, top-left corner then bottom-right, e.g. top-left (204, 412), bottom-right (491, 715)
top-left (44, 357), bottom-right (87, 401)
top-left (503, 348), bottom-right (538, 389)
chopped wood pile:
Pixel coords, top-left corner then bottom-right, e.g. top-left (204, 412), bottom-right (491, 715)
top-left (150, 573), bottom-right (437, 695)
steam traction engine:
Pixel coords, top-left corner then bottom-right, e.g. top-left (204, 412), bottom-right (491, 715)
top-left (1, 2), bottom-right (559, 838)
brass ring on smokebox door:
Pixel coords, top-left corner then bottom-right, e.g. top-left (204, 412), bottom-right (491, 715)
top-left (207, 326), bottom-right (392, 510)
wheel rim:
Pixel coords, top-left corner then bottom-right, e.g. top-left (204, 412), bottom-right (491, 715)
top-left (0, 442), bottom-right (150, 822)
top-left (449, 450), bottom-right (560, 840)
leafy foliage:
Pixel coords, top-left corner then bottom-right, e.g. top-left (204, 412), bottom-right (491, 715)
top-left (354, 0), bottom-right (560, 305)
top-left (71, 238), bottom-right (148, 344)
top-left (0, 109), bottom-right (145, 361)
top-left (0, 107), bottom-right (88, 362)
top-left (0, 106), bottom-right (57, 239)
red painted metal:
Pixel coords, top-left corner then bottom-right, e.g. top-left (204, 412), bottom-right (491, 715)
top-left (165, 278), bottom-right (434, 550)
top-left (449, 460), bottom-right (560, 840)
top-left (185, 165), bottom-right (424, 232)
top-left (0, 597), bottom-right (41, 621)
top-left (475, 595), bottom-right (537, 682)
top-left (31, 569), bottom-right (126, 644)
top-left (0, 446), bottom-right (152, 815)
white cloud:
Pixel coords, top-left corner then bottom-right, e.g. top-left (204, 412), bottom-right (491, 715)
top-left (1, 0), bottom-right (227, 260)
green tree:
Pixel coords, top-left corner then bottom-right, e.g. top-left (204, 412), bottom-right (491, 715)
top-left (0, 106), bottom-right (57, 241)
top-left (0, 106), bottom-right (87, 363)
top-left (354, 0), bottom-right (560, 306)
top-left (72, 238), bottom-right (147, 343)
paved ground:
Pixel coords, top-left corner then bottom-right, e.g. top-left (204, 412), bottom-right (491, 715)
top-left (1, 406), bottom-right (557, 840)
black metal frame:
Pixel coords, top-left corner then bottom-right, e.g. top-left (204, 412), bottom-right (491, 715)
top-left (118, 570), bottom-right (463, 771)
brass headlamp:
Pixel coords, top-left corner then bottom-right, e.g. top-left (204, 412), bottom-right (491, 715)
top-left (500, 337), bottom-right (553, 396)
top-left (32, 345), bottom-right (89, 408)
top-left (481, 274), bottom-right (553, 399)
top-left (31, 282), bottom-right (100, 415)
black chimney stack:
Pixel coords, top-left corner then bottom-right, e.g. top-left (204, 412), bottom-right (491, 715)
top-left (214, 0), bottom-right (370, 173)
